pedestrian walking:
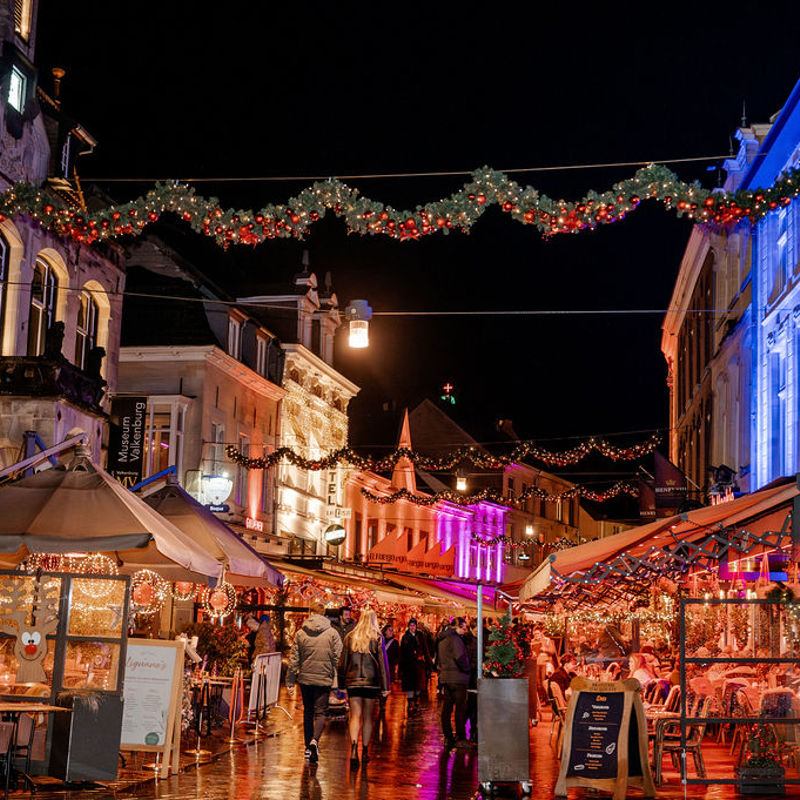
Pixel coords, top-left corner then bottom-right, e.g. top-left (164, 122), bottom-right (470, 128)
top-left (338, 608), bottom-right (390, 767)
top-left (331, 605), bottom-right (356, 642)
top-left (286, 599), bottom-right (343, 762)
top-left (437, 617), bottom-right (472, 749)
top-left (382, 623), bottom-right (400, 681)
top-left (399, 618), bottom-right (428, 711)
top-left (461, 619), bottom-right (479, 742)
top-left (251, 614), bottom-right (276, 661)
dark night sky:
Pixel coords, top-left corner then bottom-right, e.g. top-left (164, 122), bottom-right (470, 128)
top-left (34, 3), bottom-right (800, 453)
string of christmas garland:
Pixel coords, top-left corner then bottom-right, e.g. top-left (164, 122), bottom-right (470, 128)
top-left (225, 432), bottom-right (660, 473)
top-left (1, 163), bottom-right (798, 248)
top-left (360, 479), bottom-right (638, 507)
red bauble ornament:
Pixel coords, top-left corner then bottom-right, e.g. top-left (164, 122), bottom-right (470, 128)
top-left (477, 194), bottom-right (487, 206)
top-left (406, 217), bottom-right (416, 228)
top-left (148, 212), bottom-right (159, 221)
top-left (502, 201), bottom-right (513, 212)
top-left (43, 204), bottom-right (54, 215)
top-left (133, 583), bottom-right (155, 606)
top-left (209, 590), bottom-right (227, 612)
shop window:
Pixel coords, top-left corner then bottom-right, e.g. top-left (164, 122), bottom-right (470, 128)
top-left (27, 257), bottom-right (58, 356)
top-left (74, 289), bottom-right (99, 371)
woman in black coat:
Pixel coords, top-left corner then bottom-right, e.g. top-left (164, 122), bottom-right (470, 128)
top-left (399, 618), bottom-right (428, 710)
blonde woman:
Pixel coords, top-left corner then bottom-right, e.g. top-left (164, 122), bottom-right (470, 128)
top-left (338, 608), bottom-right (390, 767)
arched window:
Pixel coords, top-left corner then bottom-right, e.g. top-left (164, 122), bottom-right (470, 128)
top-left (27, 257), bottom-right (58, 356)
top-left (74, 289), bottom-right (99, 370)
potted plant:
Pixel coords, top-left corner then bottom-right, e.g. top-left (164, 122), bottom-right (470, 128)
top-left (478, 612), bottom-right (531, 794)
top-left (737, 723), bottom-right (785, 795)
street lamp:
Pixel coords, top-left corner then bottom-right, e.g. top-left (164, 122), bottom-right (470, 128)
top-left (344, 300), bottom-right (372, 348)
top-left (455, 467), bottom-right (468, 493)
top-left (524, 524), bottom-right (534, 536)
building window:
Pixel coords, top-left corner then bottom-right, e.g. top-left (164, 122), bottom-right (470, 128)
top-left (261, 454), bottom-right (272, 513)
top-left (772, 211), bottom-right (789, 302)
top-left (143, 399), bottom-right (187, 479)
top-left (74, 289), bottom-right (99, 371)
top-left (367, 520), bottom-right (378, 552)
top-left (255, 335), bottom-right (268, 376)
top-left (13, 0), bottom-right (32, 39)
top-left (27, 258), bottom-right (58, 356)
top-left (227, 314), bottom-right (242, 360)
top-left (770, 352), bottom-right (786, 479)
top-left (235, 434), bottom-right (250, 506)
top-left (8, 65), bottom-right (25, 112)
top-left (209, 423), bottom-right (226, 474)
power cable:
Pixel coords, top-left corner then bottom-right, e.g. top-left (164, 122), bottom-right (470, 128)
top-left (81, 154), bottom-right (732, 184)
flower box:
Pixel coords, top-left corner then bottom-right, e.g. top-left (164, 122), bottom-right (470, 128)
top-left (737, 765), bottom-right (786, 795)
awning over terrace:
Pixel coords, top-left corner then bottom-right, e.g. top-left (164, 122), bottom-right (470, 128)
top-left (510, 479), bottom-right (796, 610)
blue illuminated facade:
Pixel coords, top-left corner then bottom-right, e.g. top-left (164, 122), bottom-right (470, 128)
top-left (664, 76), bottom-right (800, 497)
top-left (741, 77), bottom-right (800, 488)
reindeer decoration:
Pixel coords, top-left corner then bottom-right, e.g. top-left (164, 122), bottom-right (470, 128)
top-left (0, 577), bottom-right (60, 683)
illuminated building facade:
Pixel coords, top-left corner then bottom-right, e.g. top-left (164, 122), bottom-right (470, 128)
top-left (664, 75), bottom-right (800, 494)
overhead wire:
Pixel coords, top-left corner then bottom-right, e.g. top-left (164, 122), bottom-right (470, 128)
top-left (81, 153), bottom-right (732, 183)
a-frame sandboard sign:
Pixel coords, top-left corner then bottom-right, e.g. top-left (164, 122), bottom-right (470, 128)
top-left (555, 677), bottom-right (655, 800)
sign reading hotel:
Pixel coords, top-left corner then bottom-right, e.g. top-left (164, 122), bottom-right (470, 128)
top-left (368, 531), bottom-right (456, 577)
top-left (108, 396), bottom-right (147, 487)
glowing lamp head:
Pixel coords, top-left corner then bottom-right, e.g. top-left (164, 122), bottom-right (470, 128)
top-left (345, 299), bottom-right (372, 349)
top-left (455, 467), bottom-right (468, 492)
top-left (349, 319), bottom-right (369, 348)
top-left (524, 524), bottom-right (534, 536)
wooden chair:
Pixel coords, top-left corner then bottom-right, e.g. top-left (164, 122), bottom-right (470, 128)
top-left (653, 696), bottom-right (713, 785)
top-left (547, 680), bottom-right (567, 752)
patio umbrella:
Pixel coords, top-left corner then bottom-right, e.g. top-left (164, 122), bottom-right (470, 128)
top-left (142, 476), bottom-right (284, 588)
top-left (0, 449), bottom-right (223, 583)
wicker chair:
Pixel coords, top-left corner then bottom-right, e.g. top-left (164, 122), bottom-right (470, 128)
top-left (653, 696), bottom-right (713, 785)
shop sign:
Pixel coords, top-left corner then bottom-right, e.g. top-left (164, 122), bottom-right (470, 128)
top-left (245, 517), bottom-right (264, 532)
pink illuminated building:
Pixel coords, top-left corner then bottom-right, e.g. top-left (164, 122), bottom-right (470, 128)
top-left (343, 411), bottom-right (511, 583)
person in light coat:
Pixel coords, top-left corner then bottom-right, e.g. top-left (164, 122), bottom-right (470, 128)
top-left (286, 599), bottom-right (342, 762)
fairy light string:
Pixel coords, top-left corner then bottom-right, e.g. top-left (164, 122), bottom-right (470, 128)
top-left (0, 163), bottom-right (797, 247)
top-left (225, 432), bottom-right (660, 472)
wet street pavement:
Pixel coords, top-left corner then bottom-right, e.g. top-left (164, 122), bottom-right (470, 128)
top-left (28, 681), bottom-right (800, 800)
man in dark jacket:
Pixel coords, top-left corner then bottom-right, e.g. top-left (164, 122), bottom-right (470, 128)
top-left (331, 606), bottom-right (356, 642)
top-left (437, 618), bottom-right (472, 748)
top-left (286, 599), bottom-right (343, 762)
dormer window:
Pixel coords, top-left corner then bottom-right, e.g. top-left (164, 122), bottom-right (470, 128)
top-left (255, 334), bottom-right (268, 376)
top-left (227, 312), bottom-right (244, 360)
top-left (8, 65), bottom-right (26, 112)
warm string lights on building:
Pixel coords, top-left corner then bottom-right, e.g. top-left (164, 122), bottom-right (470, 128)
top-left (359, 479), bottom-right (638, 507)
top-left (1, 165), bottom-right (798, 247)
top-left (225, 432), bottom-right (660, 473)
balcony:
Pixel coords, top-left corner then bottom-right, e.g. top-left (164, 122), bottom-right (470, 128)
top-left (0, 355), bottom-right (107, 415)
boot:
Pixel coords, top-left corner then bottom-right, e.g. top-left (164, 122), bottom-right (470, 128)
top-left (361, 745), bottom-right (369, 764)
top-left (350, 741), bottom-right (360, 767)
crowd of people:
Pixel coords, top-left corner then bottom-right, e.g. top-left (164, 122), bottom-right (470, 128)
top-left (284, 603), bottom-right (486, 764)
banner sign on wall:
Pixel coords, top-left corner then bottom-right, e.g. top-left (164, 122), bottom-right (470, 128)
top-left (108, 396), bottom-right (147, 488)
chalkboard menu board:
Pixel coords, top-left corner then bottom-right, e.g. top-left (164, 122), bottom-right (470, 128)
top-left (566, 689), bottom-right (624, 778)
top-left (555, 677), bottom-right (653, 800)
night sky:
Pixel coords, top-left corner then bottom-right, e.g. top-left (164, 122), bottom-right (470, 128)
top-left (34, 4), bottom-right (800, 457)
